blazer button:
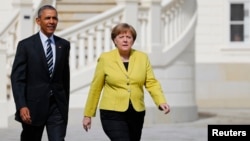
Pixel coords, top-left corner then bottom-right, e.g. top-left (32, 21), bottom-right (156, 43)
top-left (127, 82), bottom-right (129, 85)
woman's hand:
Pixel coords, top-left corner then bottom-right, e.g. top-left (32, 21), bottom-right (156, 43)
top-left (159, 103), bottom-right (170, 114)
top-left (82, 116), bottom-right (91, 132)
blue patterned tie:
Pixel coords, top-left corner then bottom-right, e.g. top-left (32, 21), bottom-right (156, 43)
top-left (46, 39), bottom-right (53, 77)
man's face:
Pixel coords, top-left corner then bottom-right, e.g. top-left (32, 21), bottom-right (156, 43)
top-left (36, 9), bottom-right (58, 37)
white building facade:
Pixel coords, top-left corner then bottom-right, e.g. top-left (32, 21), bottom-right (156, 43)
top-left (196, 0), bottom-right (250, 108)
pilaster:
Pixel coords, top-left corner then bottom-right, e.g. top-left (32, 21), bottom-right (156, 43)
top-left (12, 0), bottom-right (34, 40)
top-left (116, 0), bottom-right (138, 29)
top-left (0, 46), bottom-right (8, 128)
top-left (147, 0), bottom-right (162, 52)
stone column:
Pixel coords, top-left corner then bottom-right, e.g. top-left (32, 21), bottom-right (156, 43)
top-left (0, 46), bottom-right (8, 128)
top-left (116, 0), bottom-right (138, 29)
top-left (145, 0), bottom-right (162, 52)
top-left (163, 39), bottom-right (198, 123)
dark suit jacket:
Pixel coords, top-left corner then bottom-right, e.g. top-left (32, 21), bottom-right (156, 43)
top-left (11, 32), bottom-right (70, 126)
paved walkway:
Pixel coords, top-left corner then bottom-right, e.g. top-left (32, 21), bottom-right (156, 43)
top-left (1, 108), bottom-right (250, 141)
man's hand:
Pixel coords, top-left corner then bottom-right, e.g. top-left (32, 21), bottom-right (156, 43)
top-left (20, 107), bottom-right (32, 124)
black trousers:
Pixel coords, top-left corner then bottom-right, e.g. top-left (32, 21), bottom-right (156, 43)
top-left (21, 96), bottom-right (67, 141)
top-left (100, 104), bottom-right (145, 141)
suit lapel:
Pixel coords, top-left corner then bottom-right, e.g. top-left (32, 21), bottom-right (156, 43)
top-left (127, 50), bottom-right (135, 75)
top-left (53, 36), bottom-right (62, 78)
top-left (114, 49), bottom-right (128, 75)
top-left (35, 33), bottom-right (50, 75)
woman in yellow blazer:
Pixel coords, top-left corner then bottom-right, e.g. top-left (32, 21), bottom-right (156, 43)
top-left (83, 23), bottom-right (170, 141)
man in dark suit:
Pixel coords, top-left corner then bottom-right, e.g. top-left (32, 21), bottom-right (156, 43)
top-left (11, 5), bottom-right (70, 141)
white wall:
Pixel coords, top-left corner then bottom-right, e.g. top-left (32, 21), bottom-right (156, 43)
top-left (196, 0), bottom-right (226, 63)
top-left (195, 0), bottom-right (250, 108)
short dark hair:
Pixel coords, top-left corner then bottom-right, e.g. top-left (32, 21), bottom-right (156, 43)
top-left (37, 5), bottom-right (57, 18)
top-left (111, 23), bottom-right (137, 42)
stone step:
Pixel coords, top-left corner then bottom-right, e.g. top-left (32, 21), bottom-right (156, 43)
top-left (58, 12), bottom-right (97, 22)
top-left (57, 4), bottom-right (115, 13)
top-left (56, 0), bottom-right (116, 4)
top-left (55, 0), bottom-right (116, 32)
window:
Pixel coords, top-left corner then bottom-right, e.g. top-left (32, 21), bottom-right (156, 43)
top-left (229, 2), bottom-right (250, 43)
top-left (230, 4), bottom-right (244, 41)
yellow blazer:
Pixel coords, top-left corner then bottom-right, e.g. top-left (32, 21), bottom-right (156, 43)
top-left (84, 48), bottom-right (167, 117)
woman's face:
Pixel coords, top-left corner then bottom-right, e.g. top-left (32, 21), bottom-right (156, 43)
top-left (114, 31), bottom-right (134, 53)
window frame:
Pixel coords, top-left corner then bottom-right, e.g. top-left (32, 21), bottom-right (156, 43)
top-left (226, 0), bottom-right (250, 49)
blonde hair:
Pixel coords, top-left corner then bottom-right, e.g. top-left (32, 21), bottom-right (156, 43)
top-left (111, 23), bottom-right (137, 42)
